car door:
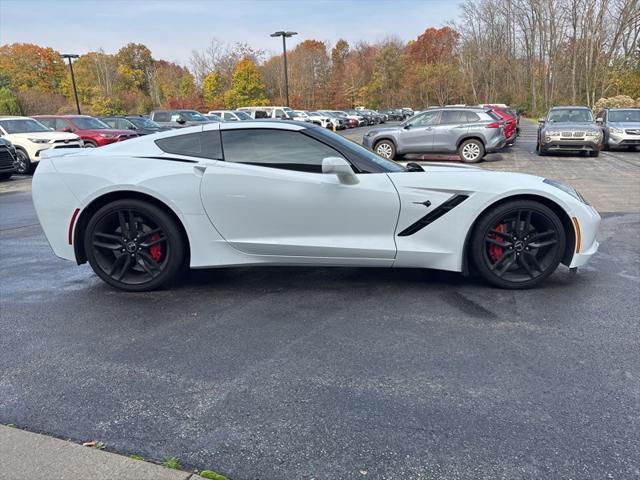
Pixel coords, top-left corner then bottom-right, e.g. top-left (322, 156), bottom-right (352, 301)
top-left (199, 126), bottom-right (400, 263)
top-left (431, 110), bottom-right (468, 153)
top-left (398, 110), bottom-right (440, 153)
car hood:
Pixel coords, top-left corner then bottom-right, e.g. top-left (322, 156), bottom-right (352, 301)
top-left (609, 122), bottom-right (640, 129)
top-left (8, 131), bottom-right (80, 141)
top-left (77, 128), bottom-right (137, 135)
top-left (544, 122), bottom-right (598, 131)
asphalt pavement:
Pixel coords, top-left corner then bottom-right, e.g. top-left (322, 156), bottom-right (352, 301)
top-left (1, 126), bottom-right (639, 479)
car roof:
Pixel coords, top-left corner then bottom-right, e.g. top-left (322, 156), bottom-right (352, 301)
top-left (549, 106), bottom-right (590, 110)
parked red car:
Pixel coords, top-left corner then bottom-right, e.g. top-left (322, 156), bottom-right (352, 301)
top-left (484, 106), bottom-right (517, 145)
top-left (34, 115), bottom-right (138, 147)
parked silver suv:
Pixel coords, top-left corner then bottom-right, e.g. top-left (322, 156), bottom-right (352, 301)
top-left (362, 107), bottom-right (506, 163)
top-left (595, 108), bottom-right (640, 151)
top-left (537, 106), bottom-right (602, 157)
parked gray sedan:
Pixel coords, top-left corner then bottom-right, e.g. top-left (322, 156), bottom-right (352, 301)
top-left (362, 107), bottom-right (506, 163)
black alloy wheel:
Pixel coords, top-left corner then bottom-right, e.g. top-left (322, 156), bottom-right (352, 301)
top-left (471, 200), bottom-right (566, 289)
top-left (14, 149), bottom-right (31, 174)
top-left (84, 199), bottom-right (185, 291)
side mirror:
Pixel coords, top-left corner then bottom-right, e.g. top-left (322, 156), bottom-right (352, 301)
top-left (403, 123), bottom-right (412, 130)
top-left (538, 118), bottom-right (545, 124)
top-left (322, 157), bottom-right (359, 185)
top-left (176, 116), bottom-right (186, 124)
top-left (596, 118), bottom-right (603, 125)
top-left (63, 127), bottom-right (74, 132)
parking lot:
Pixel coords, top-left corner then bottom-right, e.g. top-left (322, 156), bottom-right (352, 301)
top-left (1, 122), bottom-right (639, 479)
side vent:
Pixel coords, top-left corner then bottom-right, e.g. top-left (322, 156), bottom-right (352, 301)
top-left (398, 194), bottom-right (469, 236)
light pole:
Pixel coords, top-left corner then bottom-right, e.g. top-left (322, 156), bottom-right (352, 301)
top-left (61, 53), bottom-right (81, 114)
top-left (270, 31), bottom-right (297, 107)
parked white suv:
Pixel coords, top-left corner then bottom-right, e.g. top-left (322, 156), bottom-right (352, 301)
top-left (237, 106), bottom-right (296, 120)
top-left (208, 110), bottom-right (252, 121)
top-left (0, 116), bottom-right (82, 174)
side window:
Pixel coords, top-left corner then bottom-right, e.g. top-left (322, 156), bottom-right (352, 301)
top-left (153, 112), bottom-right (170, 122)
top-left (254, 111), bottom-right (268, 119)
top-left (223, 112), bottom-right (235, 120)
top-left (221, 129), bottom-right (344, 173)
top-left (55, 118), bottom-right (70, 130)
top-left (464, 111), bottom-right (481, 122)
top-left (408, 110), bottom-right (440, 126)
top-left (117, 119), bottom-right (130, 129)
top-left (155, 131), bottom-right (223, 159)
top-left (170, 113), bottom-right (181, 122)
top-left (102, 118), bottom-right (116, 128)
top-left (440, 110), bottom-right (464, 124)
top-left (275, 109), bottom-right (286, 119)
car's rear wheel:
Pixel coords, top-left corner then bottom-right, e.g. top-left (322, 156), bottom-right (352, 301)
top-left (14, 149), bottom-right (32, 174)
top-left (84, 199), bottom-right (185, 292)
top-left (374, 140), bottom-right (396, 159)
top-left (471, 200), bottom-right (566, 289)
top-left (458, 139), bottom-right (485, 163)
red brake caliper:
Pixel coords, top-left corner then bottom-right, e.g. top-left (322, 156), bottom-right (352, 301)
top-left (149, 233), bottom-right (163, 262)
top-left (489, 223), bottom-right (505, 262)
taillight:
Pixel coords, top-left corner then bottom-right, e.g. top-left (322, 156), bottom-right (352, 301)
top-left (486, 122), bottom-right (501, 128)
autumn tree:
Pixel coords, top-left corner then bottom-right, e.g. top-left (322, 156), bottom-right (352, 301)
top-left (202, 71), bottom-right (225, 108)
top-left (223, 59), bottom-right (268, 108)
top-left (329, 39), bottom-right (350, 108)
top-left (288, 40), bottom-right (331, 108)
top-left (0, 43), bottom-right (65, 93)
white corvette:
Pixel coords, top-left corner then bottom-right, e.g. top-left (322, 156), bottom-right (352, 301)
top-left (32, 121), bottom-right (600, 291)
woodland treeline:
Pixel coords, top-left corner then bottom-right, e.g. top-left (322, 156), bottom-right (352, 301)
top-left (0, 0), bottom-right (637, 116)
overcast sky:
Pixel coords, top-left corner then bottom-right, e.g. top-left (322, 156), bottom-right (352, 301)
top-left (0, 0), bottom-right (462, 66)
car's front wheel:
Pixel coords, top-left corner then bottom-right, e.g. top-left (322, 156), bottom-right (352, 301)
top-left (470, 200), bottom-right (566, 289)
top-left (374, 140), bottom-right (396, 159)
top-left (14, 149), bottom-right (32, 174)
top-left (458, 139), bottom-right (485, 163)
top-left (84, 199), bottom-right (185, 291)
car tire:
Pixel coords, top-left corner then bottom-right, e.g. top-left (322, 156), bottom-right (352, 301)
top-left (458, 139), bottom-right (485, 163)
top-left (84, 140), bottom-right (97, 148)
top-left (14, 149), bottom-right (32, 174)
top-left (84, 199), bottom-right (185, 292)
top-left (374, 140), bottom-right (396, 159)
top-left (537, 144), bottom-right (547, 156)
top-left (0, 172), bottom-right (12, 180)
top-left (470, 200), bottom-right (566, 289)
top-left (589, 150), bottom-right (600, 157)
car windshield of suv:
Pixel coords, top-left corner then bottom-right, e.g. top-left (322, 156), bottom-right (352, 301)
top-left (608, 109), bottom-right (640, 122)
top-left (128, 117), bottom-right (161, 128)
top-left (180, 111), bottom-right (208, 121)
top-left (547, 109), bottom-right (593, 123)
top-left (234, 111), bottom-right (252, 120)
top-left (71, 117), bottom-right (110, 129)
top-left (0, 118), bottom-right (49, 133)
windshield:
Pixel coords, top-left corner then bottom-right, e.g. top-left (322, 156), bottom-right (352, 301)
top-left (234, 111), bottom-right (251, 120)
top-left (128, 117), bottom-right (161, 128)
top-left (312, 127), bottom-right (405, 173)
top-left (181, 111), bottom-right (208, 121)
top-left (547, 109), bottom-right (593, 123)
top-left (71, 117), bottom-right (110, 129)
top-left (608, 109), bottom-right (640, 123)
top-left (0, 118), bottom-right (49, 133)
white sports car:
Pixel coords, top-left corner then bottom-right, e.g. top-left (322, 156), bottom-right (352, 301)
top-left (32, 121), bottom-right (600, 291)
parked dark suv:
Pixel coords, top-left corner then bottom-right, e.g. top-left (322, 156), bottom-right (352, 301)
top-left (536, 106), bottom-right (603, 157)
top-left (362, 107), bottom-right (506, 163)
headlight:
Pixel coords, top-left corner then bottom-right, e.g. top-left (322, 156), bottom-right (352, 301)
top-left (27, 138), bottom-right (50, 144)
top-left (609, 127), bottom-right (624, 134)
top-left (544, 178), bottom-right (588, 204)
top-left (547, 130), bottom-right (562, 136)
top-left (99, 133), bottom-right (118, 139)
top-left (585, 131), bottom-right (601, 137)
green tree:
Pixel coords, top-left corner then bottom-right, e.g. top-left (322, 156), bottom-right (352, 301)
top-left (0, 87), bottom-right (21, 115)
top-left (116, 43), bottom-right (154, 94)
top-left (223, 59), bottom-right (268, 108)
top-left (202, 71), bottom-right (225, 108)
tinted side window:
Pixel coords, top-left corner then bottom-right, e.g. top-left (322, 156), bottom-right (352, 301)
top-left (55, 118), bottom-right (71, 130)
top-left (153, 112), bottom-right (170, 122)
top-left (408, 110), bottom-right (440, 126)
top-left (221, 129), bottom-right (343, 173)
top-left (464, 111), bottom-right (481, 122)
top-left (440, 110), bottom-right (464, 124)
top-left (155, 131), bottom-right (222, 159)
top-left (102, 118), bottom-right (116, 128)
